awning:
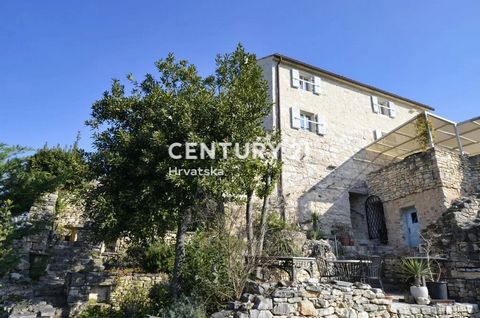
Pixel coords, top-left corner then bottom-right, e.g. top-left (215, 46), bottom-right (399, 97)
top-left (364, 112), bottom-right (480, 160)
top-left (457, 117), bottom-right (480, 156)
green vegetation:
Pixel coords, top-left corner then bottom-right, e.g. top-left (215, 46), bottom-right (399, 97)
top-left (0, 140), bottom-right (90, 276)
top-left (263, 213), bottom-right (301, 257)
top-left (85, 44), bottom-right (280, 302)
top-left (401, 258), bottom-right (431, 286)
top-left (415, 115), bottom-right (436, 150)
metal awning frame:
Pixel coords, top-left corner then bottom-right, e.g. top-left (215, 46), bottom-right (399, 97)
top-left (363, 112), bottom-right (480, 161)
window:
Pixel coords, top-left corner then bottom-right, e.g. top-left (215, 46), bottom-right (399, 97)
top-left (378, 98), bottom-right (390, 116)
top-left (299, 74), bottom-right (314, 92)
top-left (300, 113), bottom-right (313, 131)
top-left (290, 107), bottom-right (326, 135)
top-left (291, 69), bottom-right (321, 94)
top-left (371, 95), bottom-right (397, 118)
top-left (411, 212), bottom-right (418, 224)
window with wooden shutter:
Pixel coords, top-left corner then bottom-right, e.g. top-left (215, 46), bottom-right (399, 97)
top-left (371, 96), bottom-right (380, 113)
top-left (315, 114), bottom-right (326, 135)
top-left (313, 76), bottom-right (321, 95)
top-left (291, 69), bottom-right (300, 88)
top-left (290, 106), bottom-right (301, 129)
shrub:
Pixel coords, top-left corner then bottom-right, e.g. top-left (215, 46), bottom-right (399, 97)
top-left (263, 213), bottom-right (301, 257)
top-left (110, 282), bottom-right (152, 318)
top-left (79, 305), bottom-right (114, 318)
top-left (141, 241), bottom-right (175, 274)
top-left (181, 230), bottom-right (235, 314)
top-left (160, 296), bottom-right (206, 318)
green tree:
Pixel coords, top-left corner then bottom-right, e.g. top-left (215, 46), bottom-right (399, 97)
top-left (1, 140), bottom-right (89, 215)
top-left (86, 44), bottom-right (279, 299)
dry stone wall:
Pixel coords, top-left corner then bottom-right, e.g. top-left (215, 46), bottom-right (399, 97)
top-left (210, 280), bottom-right (480, 318)
top-left (422, 195), bottom-right (480, 302)
top-left (211, 280), bottom-right (391, 318)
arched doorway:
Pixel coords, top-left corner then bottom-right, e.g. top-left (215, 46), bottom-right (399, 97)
top-left (365, 195), bottom-right (388, 243)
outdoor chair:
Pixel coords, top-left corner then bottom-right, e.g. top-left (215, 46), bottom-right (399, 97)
top-left (316, 257), bottom-right (338, 281)
top-left (362, 256), bottom-right (384, 290)
top-left (335, 261), bottom-right (364, 283)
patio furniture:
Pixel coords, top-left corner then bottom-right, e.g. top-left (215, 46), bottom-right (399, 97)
top-left (316, 257), bottom-right (338, 280)
top-left (361, 256), bottom-right (384, 290)
top-left (317, 258), bottom-right (372, 282)
top-left (329, 259), bottom-right (367, 282)
top-left (260, 256), bottom-right (317, 282)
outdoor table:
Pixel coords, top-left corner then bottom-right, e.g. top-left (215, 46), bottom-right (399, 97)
top-left (260, 256), bottom-right (317, 282)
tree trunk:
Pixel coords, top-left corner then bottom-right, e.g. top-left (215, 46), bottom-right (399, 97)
top-left (256, 175), bottom-right (271, 277)
top-left (245, 191), bottom-right (254, 259)
top-left (170, 209), bottom-right (190, 299)
top-left (257, 184), bottom-right (270, 258)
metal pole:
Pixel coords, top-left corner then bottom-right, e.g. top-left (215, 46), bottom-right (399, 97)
top-left (424, 112), bottom-right (434, 148)
top-left (454, 124), bottom-right (464, 155)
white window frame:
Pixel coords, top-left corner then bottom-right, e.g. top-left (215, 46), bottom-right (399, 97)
top-left (300, 112), bottom-right (314, 131)
top-left (291, 69), bottom-right (321, 94)
top-left (299, 74), bottom-right (314, 92)
top-left (378, 98), bottom-right (391, 116)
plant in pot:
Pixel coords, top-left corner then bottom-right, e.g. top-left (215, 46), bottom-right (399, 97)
top-left (421, 235), bottom-right (448, 300)
top-left (401, 258), bottom-right (431, 304)
top-left (307, 213), bottom-right (324, 240)
top-left (336, 225), bottom-right (351, 246)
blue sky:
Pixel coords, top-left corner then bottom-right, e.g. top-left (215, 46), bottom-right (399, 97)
top-left (1, 0), bottom-right (479, 151)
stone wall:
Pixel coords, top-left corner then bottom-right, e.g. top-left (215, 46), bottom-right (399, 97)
top-left (422, 195), bottom-right (480, 302)
top-left (212, 280), bottom-right (391, 318)
top-left (210, 280), bottom-right (480, 318)
top-left (258, 56), bottom-right (422, 234)
top-left (66, 272), bottom-right (167, 316)
top-left (366, 148), bottom-right (474, 248)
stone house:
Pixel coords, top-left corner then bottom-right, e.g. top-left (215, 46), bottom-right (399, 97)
top-left (257, 54), bottom-right (480, 250)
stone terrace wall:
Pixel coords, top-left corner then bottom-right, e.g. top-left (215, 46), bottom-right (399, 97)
top-left (422, 196), bottom-right (480, 302)
top-left (210, 280), bottom-right (480, 318)
top-left (212, 280), bottom-right (391, 318)
top-left (468, 154), bottom-right (480, 193)
top-left (66, 271), bottom-right (167, 316)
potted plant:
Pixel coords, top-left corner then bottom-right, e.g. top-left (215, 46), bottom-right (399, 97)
top-left (307, 213), bottom-right (323, 240)
top-left (401, 258), bottom-right (431, 304)
top-left (335, 225), bottom-right (351, 246)
top-left (421, 235), bottom-right (448, 300)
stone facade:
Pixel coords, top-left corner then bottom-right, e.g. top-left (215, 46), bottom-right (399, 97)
top-left (366, 148), bottom-right (476, 249)
top-left (257, 55), bottom-right (429, 234)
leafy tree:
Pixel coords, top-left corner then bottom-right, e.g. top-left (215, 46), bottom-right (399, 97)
top-left (86, 44), bottom-right (279, 299)
top-left (0, 140), bottom-right (89, 215)
top-left (0, 141), bottom-right (89, 275)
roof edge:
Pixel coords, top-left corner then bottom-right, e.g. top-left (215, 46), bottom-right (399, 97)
top-left (259, 53), bottom-right (435, 111)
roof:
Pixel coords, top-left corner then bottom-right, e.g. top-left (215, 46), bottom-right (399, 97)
top-left (260, 53), bottom-right (435, 111)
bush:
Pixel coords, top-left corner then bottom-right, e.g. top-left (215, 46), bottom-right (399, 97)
top-left (181, 230), bottom-right (235, 314)
top-left (263, 213), bottom-right (301, 257)
top-left (79, 305), bottom-right (114, 318)
top-left (110, 282), bottom-right (153, 318)
top-left (160, 296), bottom-right (206, 318)
top-left (141, 241), bottom-right (175, 274)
